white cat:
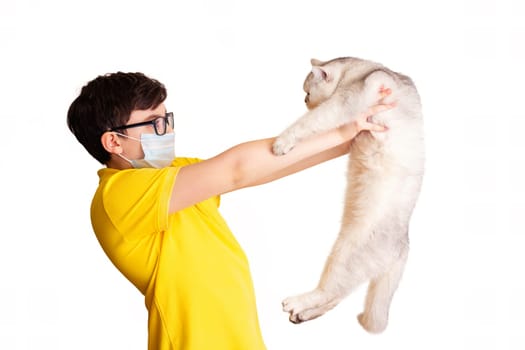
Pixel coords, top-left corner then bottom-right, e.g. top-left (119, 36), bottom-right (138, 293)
top-left (273, 57), bottom-right (424, 333)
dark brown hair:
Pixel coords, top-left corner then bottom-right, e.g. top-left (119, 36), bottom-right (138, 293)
top-left (67, 72), bottom-right (167, 164)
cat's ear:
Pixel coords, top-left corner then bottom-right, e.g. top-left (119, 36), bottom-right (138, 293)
top-left (310, 58), bottom-right (331, 82)
top-left (311, 66), bottom-right (331, 82)
top-left (310, 58), bottom-right (323, 66)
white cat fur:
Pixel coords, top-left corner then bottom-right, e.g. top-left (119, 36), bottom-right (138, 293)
top-left (273, 56), bottom-right (425, 333)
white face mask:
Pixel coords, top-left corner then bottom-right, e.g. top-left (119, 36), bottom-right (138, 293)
top-left (117, 132), bottom-right (175, 168)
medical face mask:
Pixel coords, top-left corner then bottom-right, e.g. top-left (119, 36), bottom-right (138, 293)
top-left (117, 132), bottom-right (175, 168)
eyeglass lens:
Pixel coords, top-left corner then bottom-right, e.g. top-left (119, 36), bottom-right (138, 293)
top-left (154, 113), bottom-right (174, 135)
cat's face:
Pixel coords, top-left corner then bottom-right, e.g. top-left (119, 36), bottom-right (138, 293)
top-left (303, 59), bottom-right (341, 110)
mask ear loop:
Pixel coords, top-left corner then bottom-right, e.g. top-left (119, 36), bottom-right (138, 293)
top-left (114, 132), bottom-right (141, 142)
top-left (117, 153), bottom-right (132, 164)
top-left (112, 132), bottom-right (140, 165)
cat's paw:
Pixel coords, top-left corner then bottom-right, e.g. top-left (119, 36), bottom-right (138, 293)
top-left (272, 137), bottom-right (295, 156)
top-left (357, 312), bottom-right (388, 334)
top-left (283, 295), bottom-right (314, 323)
top-left (282, 291), bottom-right (325, 324)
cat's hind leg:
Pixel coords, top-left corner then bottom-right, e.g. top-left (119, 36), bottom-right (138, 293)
top-left (282, 229), bottom-right (372, 323)
top-left (282, 288), bottom-right (345, 324)
top-left (357, 245), bottom-right (409, 333)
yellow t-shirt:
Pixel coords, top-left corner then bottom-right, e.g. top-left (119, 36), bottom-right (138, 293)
top-left (91, 157), bottom-right (266, 350)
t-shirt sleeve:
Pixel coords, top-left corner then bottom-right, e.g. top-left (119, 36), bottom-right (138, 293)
top-left (100, 167), bottom-right (179, 241)
top-left (171, 157), bottom-right (221, 208)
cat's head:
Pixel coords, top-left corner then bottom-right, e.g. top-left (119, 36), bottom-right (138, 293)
top-left (303, 58), bottom-right (344, 109)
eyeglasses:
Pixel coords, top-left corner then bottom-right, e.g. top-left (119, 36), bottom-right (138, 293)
top-left (110, 112), bottom-right (174, 136)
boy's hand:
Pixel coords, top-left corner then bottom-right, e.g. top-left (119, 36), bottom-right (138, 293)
top-left (354, 86), bottom-right (396, 133)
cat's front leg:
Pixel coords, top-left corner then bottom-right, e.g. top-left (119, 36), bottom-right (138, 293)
top-left (272, 97), bottom-right (348, 156)
top-left (272, 114), bottom-right (325, 156)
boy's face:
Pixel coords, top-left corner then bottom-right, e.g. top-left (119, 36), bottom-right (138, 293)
top-left (104, 103), bottom-right (170, 169)
top-left (119, 103), bottom-right (168, 160)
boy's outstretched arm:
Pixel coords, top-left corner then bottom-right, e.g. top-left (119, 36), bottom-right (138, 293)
top-left (169, 90), bottom-right (394, 214)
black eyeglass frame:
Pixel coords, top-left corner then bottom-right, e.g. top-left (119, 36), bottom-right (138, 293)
top-left (110, 112), bottom-right (174, 136)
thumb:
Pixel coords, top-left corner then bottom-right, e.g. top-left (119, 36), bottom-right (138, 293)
top-left (366, 122), bottom-right (388, 132)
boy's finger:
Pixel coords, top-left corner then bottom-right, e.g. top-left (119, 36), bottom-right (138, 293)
top-left (369, 123), bottom-right (388, 132)
top-left (369, 103), bottom-right (394, 114)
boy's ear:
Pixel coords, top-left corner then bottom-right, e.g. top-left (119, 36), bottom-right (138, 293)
top-left (101, 131), bottom-right (123, 154)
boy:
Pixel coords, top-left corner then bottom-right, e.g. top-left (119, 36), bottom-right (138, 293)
top-left (67, 71), bottom-right (393, 349)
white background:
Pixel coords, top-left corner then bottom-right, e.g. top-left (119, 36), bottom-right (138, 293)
top-left (1, 0), bottom-right (524, 349)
